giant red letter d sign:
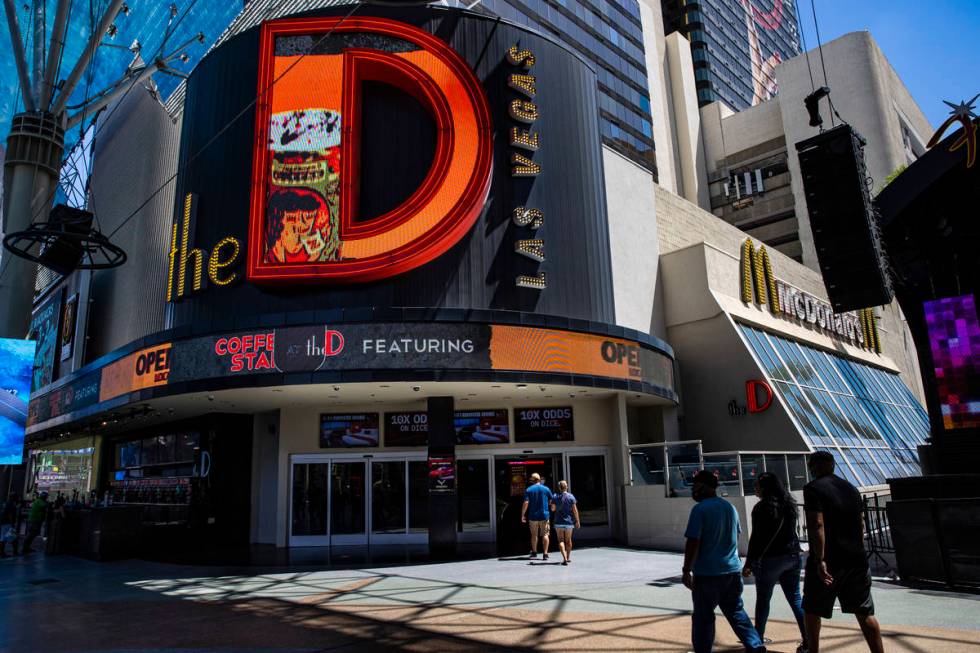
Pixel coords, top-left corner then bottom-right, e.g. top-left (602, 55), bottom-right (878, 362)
top-left (745, 379), bottom-right (774, 413)
top-left (248, 17), bottom-right (493, 284)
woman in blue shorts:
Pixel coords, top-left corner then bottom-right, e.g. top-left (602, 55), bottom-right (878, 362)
top-left (550, 480), bottom-right (581, 565)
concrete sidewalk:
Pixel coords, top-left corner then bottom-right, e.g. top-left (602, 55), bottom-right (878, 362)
top-left (2, 547), bottom-right (978, 652)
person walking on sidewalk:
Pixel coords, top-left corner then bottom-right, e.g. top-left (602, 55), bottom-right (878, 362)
top-left (683, 470), bottom-right (766, 653)
top-left (1, 492), bottom-right (20, 557)
top-left (550, 480), bottom-right (580, 565)
top-left (743, 472), bottom-right (807, 653)
top-left (22, 492), bottom-right (49, 555)
top-left (803, 451), bottom-right (883, 653)
top-left (521, 473), bottom-right (552, 560)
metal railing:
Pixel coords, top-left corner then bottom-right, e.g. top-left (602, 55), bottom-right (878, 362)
top-left (863, 493), bottom-right (894, 568)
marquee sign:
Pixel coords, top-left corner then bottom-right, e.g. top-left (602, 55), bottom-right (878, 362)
top-left (246, 16), bottom-right (492, 284)
top-left (27, 322), bottom-right (675, 429)
top-left (740, 239), bottom-right (881, 352)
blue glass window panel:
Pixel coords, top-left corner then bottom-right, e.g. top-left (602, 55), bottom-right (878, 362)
top-left (741, 326), bottom-right (787, 381)
top-left (777, 382), bottom-right (833, 446)
top-left (811, 349), bottom-right (849, 394)
top-left (834, 454), bottom-right (864, 486)
top-left (831, 357), bottom-right (869, 399)
top-left (802, 388), bottom-right (852, 446)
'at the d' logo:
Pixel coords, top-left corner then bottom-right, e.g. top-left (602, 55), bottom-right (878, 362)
top-left (248, 17), bottom-right (493, 284)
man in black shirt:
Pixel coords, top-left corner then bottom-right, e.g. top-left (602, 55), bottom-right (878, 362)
top-left (802, 451), bottom-right (883, 653)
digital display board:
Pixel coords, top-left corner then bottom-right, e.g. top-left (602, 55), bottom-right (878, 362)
top-left (385, 411), bottom-right (429, 447)
top-left (924, 294), bottom-right (980, 430)
top-left (0, 338), bottom-right (35, 464)
top-left (28, 288), bottom-right (61, 391)
top-left (28, 321), bottom-right (676, 429)
top-left (455, 409), bottom-right (509, 445)
top-left (514, 407), bottom-right (574, 442)
top-left (428, 455), bottom-right (455, 493)
top-left (319, 413), bottom-right (380, 447)
top-left (249, 17), bottom-right (492, 283)
top-left (385, 409), bottom-right (513, 446)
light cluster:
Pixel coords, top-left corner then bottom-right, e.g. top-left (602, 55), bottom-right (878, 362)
top-left (167, 193), bottom-right (243, 302)
top-left (506, 43), bottom-right (546, 290)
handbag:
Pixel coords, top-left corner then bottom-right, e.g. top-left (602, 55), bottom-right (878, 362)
top-left (753, 511), bottom-right (785, 573)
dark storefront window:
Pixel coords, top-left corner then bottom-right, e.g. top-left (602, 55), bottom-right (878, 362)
top-left (113, 432), bottom-right (199, 480)
top-left (569, 455), bottom-right (608, 526)
top-left (292, 463), bottom-right (329, 536)
top-left (372, 461), bottom-right (407, 534)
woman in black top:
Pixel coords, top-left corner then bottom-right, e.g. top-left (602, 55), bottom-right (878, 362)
top-left (742, 472), bottom-right (807, 652)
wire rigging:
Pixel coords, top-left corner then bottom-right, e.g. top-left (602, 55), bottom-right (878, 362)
top-left (0, 0), bottom-right (365, 291)
top-left (2, 0), bottom-right (196, 283)
top-left (107, 0), bottom-right (364, 240)
top-left (796, 0), bottom-right (816, 94)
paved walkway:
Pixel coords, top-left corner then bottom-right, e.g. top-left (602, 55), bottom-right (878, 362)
top-left (2, 547), bottom-right (979, 652)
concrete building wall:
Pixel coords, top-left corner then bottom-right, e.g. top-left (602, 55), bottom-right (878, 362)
top-left (701, 99), bottom-right (784, 168)
top-left (636, 0), bottom-right (677, 195)
top-left (250, 410), bottom-right (280, 544)
top-left (774, 31), bottom-right (932, 268)
top-left (604, 146), bottom-right (665, 339)
top-left (664, 32), bottom-right (710, 209)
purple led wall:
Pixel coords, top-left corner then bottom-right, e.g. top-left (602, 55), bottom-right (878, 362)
top-left (924, 294), bottom-right (980, 430)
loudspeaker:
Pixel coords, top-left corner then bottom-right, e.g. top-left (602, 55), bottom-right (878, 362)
top-left (795, 125), bottom-right (893, 312)
top-left (38, 204), bottom-right (94, 275)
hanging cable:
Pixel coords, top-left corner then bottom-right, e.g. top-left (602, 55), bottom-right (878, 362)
top-left (0, 0), bottom-right (192, 281)
top-left (0, 0), bottom-right (366, 296)
top-left (808, 0), bottom-right (834, 127)
top-left (107, 0), bottom-right (364, 240)
top-left (796, 0), bottom-right (815, 94)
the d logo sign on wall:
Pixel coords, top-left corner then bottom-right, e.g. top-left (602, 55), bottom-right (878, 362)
top-left (248, 16), bottom-right (493, 284)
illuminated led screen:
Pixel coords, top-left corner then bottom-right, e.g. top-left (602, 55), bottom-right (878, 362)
top-left (0, 338), bottom-right (35, 464)
top-left (319, 413), bottom-right (380, 447)
top-left (250, 18), bottom-right (491, 282)
top-left (924, 294), bottom-right (980, 430)
top-left (385, 409), bottom-right (511, 446)
top-left (455, 409), bottom-right (509, 445)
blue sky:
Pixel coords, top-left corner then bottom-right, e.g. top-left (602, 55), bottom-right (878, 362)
top-left (797, 0), bottom-right (980, 129)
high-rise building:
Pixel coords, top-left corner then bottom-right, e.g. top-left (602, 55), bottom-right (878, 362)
top-left (477, 0), bottom-right (658, 173)
top-left (661, 0), bottom-right (801, 109)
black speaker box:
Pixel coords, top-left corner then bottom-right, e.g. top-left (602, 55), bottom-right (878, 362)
top-left (38, 204), bottom-right (94, 275)
top-left (795, 124), bottom-right (894, 312)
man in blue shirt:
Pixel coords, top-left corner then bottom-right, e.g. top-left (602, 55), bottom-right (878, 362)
top-left (521, 473), bottom-right (552, 560)
top-left (683, 470), bottom-right (766, 653)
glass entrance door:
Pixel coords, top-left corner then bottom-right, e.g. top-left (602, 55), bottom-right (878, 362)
top-left (290, 462), bottom-right (330, 546)
top-left (565, 452), bottom-right (610, 539)
top-left (291, 456), bottom-right (430, 547)
top-left (330, 461), bottom-right (367, 545)
top-left (457, 458), bottom-right (491, 539)
top-left (493, 454), bottom-right (562, 554)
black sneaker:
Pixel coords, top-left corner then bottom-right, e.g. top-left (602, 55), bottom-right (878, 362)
top-left (543, 553), bottom-right (549, 560)
top-left (529, 551), bottom-right (537, 558)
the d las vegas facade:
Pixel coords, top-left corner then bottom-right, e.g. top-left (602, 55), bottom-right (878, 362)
top-left (23, 5), bottom-right (929, 556)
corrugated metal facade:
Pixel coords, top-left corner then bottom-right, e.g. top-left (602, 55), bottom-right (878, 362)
top-left (84, 89), bottom-right (181, 362)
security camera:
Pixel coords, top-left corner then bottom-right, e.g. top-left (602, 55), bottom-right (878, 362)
top-left (412, 385), bottom-right (421, 392)
top-left (207, 394), bottom-right (215, 402)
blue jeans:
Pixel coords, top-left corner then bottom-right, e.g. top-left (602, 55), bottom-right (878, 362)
top-left (753, 553), bottom-right (805, 641)
top-left (692, 572), bottom-right (766, 653)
